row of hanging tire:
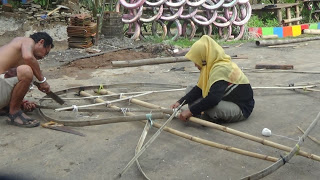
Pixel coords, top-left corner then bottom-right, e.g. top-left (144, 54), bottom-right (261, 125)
top-left (115, 0), bottom-right (252, 41)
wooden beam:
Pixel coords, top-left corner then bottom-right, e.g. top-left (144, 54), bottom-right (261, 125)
top-left (255, 64), bottom-right (294, 70)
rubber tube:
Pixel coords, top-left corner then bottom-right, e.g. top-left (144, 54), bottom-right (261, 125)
top-left (160, 6), bottom-right (183, 21)
top-left (182, 19), bottom-right (196, 39)
top-left (119, 0), bottom-right (146, 9)
top-left (232, 2), bottom-right (251, 26)
top-left (145, 0), bottom-right (166, 6)
top-left (202, 0), bottom-right (225, 10)
top-left (140, 5), bottom-right (163, 22)
top-left (192, 10), bottom-right (217, 25)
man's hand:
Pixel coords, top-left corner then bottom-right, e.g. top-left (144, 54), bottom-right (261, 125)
top-left (37, 81), bottom-right (50, 93)
top-left (4, 68), bottom-right (17, 78)
top-left (179, 110), bottom-right (193, 122)
top-left (21, 100), bottom-right (36, 112)
top-left (170, 102), bottom-right (181, 109)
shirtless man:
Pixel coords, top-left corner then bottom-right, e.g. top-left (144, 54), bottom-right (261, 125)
top-left (0, 32), bottom-right (54, 127)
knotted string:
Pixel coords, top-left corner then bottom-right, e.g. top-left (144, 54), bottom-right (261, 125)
top-left (146, 113), bottom-right (153, 127)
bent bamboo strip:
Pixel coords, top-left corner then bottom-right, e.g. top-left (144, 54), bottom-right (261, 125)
top-left (242, 112), bottom-right (320, 180)
top-left (96, 89), bottom-right (320, 162)
top-left (82, 90), bottom-right (278, 162)
top-left (297, 126), bottom-right (320, 145)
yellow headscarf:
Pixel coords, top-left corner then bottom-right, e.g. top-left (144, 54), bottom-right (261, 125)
top-left (185, 35), bottom-right (249, 97)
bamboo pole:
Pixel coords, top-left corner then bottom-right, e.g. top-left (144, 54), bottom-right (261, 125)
top-left (256, 36), bottom-right (320, 46)
top-left (111, 56), bottom-right (189, 67)
top-left (281, 16), bottom-right (302, 24)
top-left (261, 35), bottom-right (278, 39)
top-left (38, 88), bottom-right (186, 101)
top-left (252, 85), bottom-right (316, 90)
top-left (84, 90), bottom-right (279, 162)
top-left (303, 29), bottom-right (320, 35)
top-left (57, 113), bottom-right (166, 127)
top-left (243, 69), bottom-right (320, 74)
top-left (96, 89), bottom-right (320, 162)
top-left (55, 91), bottom-right (152, 111)
top-left (112, 55), bottom-right (249, 68)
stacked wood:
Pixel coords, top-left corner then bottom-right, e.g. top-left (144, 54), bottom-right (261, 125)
top-left (67, 14), bottom-right (97, 48)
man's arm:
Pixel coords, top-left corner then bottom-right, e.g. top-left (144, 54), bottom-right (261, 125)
top-left (21, 38), bottom-right (50, 93)
top-left (21, 39), bottom-right (45, 82)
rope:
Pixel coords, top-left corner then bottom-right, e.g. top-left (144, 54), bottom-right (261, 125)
top-left (72, 105), bottom-right (79, 117)
top-left (121, 108), bottom-right (128, 116)
top-left (97, 84), bottom-right (104, 94)
top-left (146, 113), bottom-right (153, 127)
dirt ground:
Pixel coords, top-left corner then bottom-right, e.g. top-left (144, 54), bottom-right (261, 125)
top-left (1, 36), bottom-right (320, 180)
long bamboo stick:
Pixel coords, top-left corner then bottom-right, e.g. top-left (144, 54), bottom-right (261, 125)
top-left (303, 29), bottom-right (320, 35)
top-left (96, 89), bottom-right (320, 162)
top-left (256, 36), bottom-right (320, 46)
top-left (55, 113), bottom-right (166, 127)
top-left (244, 69), bottom-right (320, 74)
top-left (83, 90), bottom-right (279, 162)
top-left (111, 56), bottom-right (189, 67)
top-left (112, 55), bottom-right (248, 68)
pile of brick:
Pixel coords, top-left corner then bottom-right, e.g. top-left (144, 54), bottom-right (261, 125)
top-left (67, 14), bottom-right (97, 48)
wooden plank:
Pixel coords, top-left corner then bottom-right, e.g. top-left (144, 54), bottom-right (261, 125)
top-left (255, 64), bottom-right (294, 70)
top-left (282, 16), bottom-right (302, 24)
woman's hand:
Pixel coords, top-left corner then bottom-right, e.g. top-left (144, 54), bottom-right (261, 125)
top-left (170, 102), bottom-right (180, 109)
top-left (179, 110), bottom-right (193, 122)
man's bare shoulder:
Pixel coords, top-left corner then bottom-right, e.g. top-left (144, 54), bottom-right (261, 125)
top-left (11, 37), bottom-right (34, 45)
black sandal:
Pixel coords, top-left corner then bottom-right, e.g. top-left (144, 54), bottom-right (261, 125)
top-left (0, 106), bottom-right (9, 116)
top-left (6, 110), bottom-right (40, 128)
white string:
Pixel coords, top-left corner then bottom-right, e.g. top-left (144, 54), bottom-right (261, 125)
top-left (128, 98), bottom-right (132, 105)
top-left (72, 105), bottom-right (79, 117)
top-left (55, 91), bottom-right (152, 111)
top-left (121, 108), bottom-right (128, 116)
top-left (39, 88), bottom-right (186, 100)
top-left (272, 133), bottom-right (299, 142)
top-left (262, 128), bottom-right (299, 142)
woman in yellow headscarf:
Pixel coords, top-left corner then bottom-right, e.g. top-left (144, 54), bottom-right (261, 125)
top-left (171, 35), bottom-right (254, 123)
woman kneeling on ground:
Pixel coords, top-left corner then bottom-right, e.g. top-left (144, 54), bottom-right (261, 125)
top-left (170, 35), bottom-right (255, 123)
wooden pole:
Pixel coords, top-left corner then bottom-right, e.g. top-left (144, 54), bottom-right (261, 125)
top-left (303, 29), bottom-right (320, 35)
top-left (255, 64), bottom-right (294, 70)
top-left (111, 56), bottom-right (189, 67)
top-left (96, 89), bottom-right (320, 162)
top-left (86, 90), bottom-right (279, 162)
top-left (256, 36), bottom-right (320, 46)
top-left (261, 35), bottom-right (279, 39)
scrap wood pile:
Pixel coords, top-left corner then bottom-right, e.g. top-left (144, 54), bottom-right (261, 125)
top-left (67, 14), bottom-right (97, 48)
